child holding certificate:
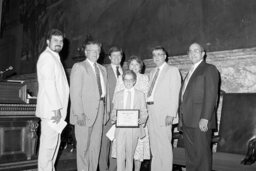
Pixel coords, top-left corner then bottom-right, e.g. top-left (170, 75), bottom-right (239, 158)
top-left (111, 69), bottom-right (148, 171)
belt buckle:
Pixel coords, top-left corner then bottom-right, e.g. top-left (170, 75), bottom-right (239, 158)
top-left (147, 101), bottom-right (154, 105)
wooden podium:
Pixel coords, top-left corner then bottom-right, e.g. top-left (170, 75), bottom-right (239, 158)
top-left (0, 82), bottom-right (39, 171)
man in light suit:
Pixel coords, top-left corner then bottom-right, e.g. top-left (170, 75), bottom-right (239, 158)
top-left (99, 46), bottom-right (123, 171)
top-left (147, 46), bottom-right (181, 171)
top-left (70, 41), bottom-right (108, 171)
top-left (111, 70), bottom-right (148, 171)
top-left (179, 43), bottom-right (219, 171)
top-left (36, 29), bottom-right (69, 171)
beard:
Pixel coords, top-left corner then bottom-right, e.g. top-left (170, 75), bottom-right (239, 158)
top-left (53, 45), bottom-right (62, 52)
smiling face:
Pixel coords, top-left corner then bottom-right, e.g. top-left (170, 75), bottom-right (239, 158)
top-left (47, 35), bottom-right (63, 53)
top-left (123, 74), bottom-right (136, 89)
top-left (188, 43), bottom-right (205, 64)
top-left (109, 51), bottom-right (122, 65)
top-left (152, 49), bottom-right (166, 67)
top-left (129, 59), bottom-right (141, 74)
top-left (85, 44), bottom-right (101, 63)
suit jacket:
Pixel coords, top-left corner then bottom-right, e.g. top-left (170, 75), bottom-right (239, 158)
top-left (70, 59), bottom-right (108, 127)
top-left (111, 89), bottom-right (148, 138)
top-left (180, 61), bottom-right (219, 129)
top-left (106, 64), bottom-right (120, 109)
top-left (36, 47), bottom-right (69, 120)
top-left (148, 63), bottom-right (181, 126)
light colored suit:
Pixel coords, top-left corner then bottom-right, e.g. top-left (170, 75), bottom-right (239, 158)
top-left (36, 47), bottom-right (69, 171)
top-left (70, 59), bottom-right (108, 171)
top-left (111, 89), bottom-right (148, 171)
top-left (99, 64), bottom-right (120, 171)
top-left (147, 63), bottom-right (181, 171)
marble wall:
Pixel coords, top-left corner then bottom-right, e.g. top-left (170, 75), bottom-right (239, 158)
top-left (144, 47), bottom-right (256, 93)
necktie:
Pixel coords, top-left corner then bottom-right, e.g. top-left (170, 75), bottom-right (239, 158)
top-left (116, 66), bottom-right (121, 77)
top-left (94, 63), bottom-right (102, 96)
top-left (147, 68), bottom-right (160, 97)
top-left (125, 91), bottom-right (131, 109)
top-left (181, 66), bottom-right (194, 99)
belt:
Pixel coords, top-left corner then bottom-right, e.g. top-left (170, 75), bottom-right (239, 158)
top-left (100, 97), bottom-right (105, 101)
top-left (147, 101), bottom-right (154, 105)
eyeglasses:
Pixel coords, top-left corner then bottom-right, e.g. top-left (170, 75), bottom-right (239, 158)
top-left (187, 49), bottom-right (202, 54)
top-left (123, 78), bottom-right (135, 83)
top-left (153, 53), bottom-right (165, 57)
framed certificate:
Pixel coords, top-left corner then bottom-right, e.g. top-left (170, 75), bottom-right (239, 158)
top-left (116, 109), bottom-right (140, 128)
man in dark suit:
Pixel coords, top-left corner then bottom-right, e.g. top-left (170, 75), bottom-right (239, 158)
top-left (99, 47), bottom-right (123, 171)
top-left (179, 43), bottom-right (219, 171)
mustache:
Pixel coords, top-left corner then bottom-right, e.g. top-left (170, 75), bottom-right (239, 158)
top-left (55, 45), bottom-right (62, 48)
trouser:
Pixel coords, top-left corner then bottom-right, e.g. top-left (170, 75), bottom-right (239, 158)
top-left (38, 119), bottom-right (60, 171)
top-left (183, 126), bottom-right (212, 171)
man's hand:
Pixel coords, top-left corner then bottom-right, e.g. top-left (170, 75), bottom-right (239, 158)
top-left (165, 116), bottom-right (173, 126)
top-left (51, 110), bottom-right (61, 124)
top-left (77, 113), bottom-right (86, 126)
top-left (199, 118), bottom-right (208, 132)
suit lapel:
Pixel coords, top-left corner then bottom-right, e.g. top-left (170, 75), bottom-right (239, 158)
top-left (154, 63), bottom-right (168, 94)
top-left (84, 60), bottom-right (97, 85)
top-left (107, 64), bottom-right (117, 83)
top-left (183, 61), bottom-right (205, 96)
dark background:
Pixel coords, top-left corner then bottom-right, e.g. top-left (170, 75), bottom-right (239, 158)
top-left (1, 0), bottom-right (256, 74)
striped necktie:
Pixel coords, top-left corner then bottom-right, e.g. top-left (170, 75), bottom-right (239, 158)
top-left (181, 66), bottom-right (194, 100)
top-left (94, 63), bottom-right (102, 96)
top-left (147, 68), bottom-right (160, 97)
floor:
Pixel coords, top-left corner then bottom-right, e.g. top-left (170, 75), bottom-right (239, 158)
top-left (55, 145), bottom-right (183, 171)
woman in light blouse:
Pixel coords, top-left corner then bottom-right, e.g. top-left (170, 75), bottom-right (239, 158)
top-left (113, 55), bottom-right (150, 171)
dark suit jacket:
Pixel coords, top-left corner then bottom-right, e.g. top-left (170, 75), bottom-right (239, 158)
top-left (180, 61), bottom-right (219, 129)
top-left (106, 64), bottom-right (118, 107)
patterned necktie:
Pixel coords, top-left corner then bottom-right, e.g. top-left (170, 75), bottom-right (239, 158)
top-left (147, 68), bottom-right (160, 97)
top-left (94, 63), bottom-right (102, 96)
top-left (116, 66), bottom-right (121, 77)
top-left (125, 91), bottom-right (131, 109)
top-left (181, 66), bottom-right (194, 99)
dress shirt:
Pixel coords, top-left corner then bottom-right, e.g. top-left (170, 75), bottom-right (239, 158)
top-left (111, 64), bottom-right (123, 78)
top-left (87, 59), bottom-right (106, 98)
top-left (123, 87), bottom-right (135, 109)
top-left (147, 62), bottom-right (166, 102)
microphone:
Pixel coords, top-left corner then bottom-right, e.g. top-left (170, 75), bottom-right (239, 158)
top-left (0, 66), bottom-right (14, 80)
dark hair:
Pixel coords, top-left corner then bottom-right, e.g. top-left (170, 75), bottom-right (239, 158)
top-left (151, 46), bottom-right (167, 55)
top-left (108, 46), bottom-right (123, 56)
top-left (122, 69), bottom-right (137, 81)
top-left (47, 29), bottom-right (64, 40)
top-left (127, 55), bottom-right (144, 72)
top-left (84, 40), bottom-right (102, 50)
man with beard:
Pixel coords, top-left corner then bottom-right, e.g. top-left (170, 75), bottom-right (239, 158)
top-left (36, 29), bottom-right (69, 171)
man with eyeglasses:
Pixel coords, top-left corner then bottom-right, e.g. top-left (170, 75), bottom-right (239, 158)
top-left (70, 41), bottom-right (108, 171)
top-left (147, 46), bottom-right (181, 171)
top-left (179, 43), bottom-right (219, 171)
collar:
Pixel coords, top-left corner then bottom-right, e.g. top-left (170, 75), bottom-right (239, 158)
top-left (124, 87), bottom-right (135, 93)
top-left (192, 59), bottom-right (203, 71)
top-left (87, 59), bottom-right (97, 68)
top-left (46, 47), bottom-right (60, 57)
top-left (157, 62), bottom-right (166, 71)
